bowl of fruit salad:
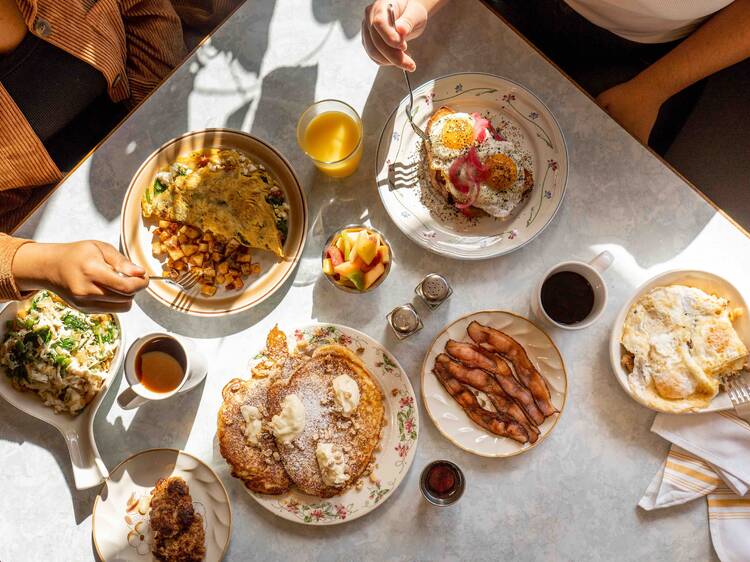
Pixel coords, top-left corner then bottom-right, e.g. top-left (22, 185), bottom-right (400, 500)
top-left (322, 225), bottom-right (392, 293)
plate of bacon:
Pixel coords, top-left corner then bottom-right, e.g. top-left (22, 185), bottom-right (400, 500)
top-left (421, 311), bottom-right (567, 457)
top-left (376, 72), bottom-right (568, 260)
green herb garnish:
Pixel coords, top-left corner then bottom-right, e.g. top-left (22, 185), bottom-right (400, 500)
top-left (153, 178), bottom-right (167, 193)
top-left (62, 313), bottom-right (89, 332)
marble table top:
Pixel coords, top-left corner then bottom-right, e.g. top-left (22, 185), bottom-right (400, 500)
top-left (2, 0), bottom-right (747, 560)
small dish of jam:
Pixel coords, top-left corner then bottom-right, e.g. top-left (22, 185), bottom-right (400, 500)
top-left (419, 460), bottom-right (465, 506)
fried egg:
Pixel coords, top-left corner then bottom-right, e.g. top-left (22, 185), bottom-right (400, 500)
top-left (428, 112), bottom-right (476, 162)
top-left (621, 285), bottom-right (748, 412)
top-left (431, 135), bottom-right (530, 219)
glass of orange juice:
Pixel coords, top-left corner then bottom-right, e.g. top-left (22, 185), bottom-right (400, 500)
top-left (297, 99), bottom-right (363, 178)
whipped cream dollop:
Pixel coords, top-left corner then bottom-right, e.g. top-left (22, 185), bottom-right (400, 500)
top-left (240, 404), bottom-right (263, 446)
top-left (315, 443), bottom-right (349, 487)
top-left (271, 394), bottom-right (306, 444)
top-left (332, 374), bottom-right (360, 417)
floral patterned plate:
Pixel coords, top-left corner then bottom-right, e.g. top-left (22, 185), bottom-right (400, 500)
top-left (376, 72), bottom-right (568, 260)
top-left (421, 311), bottom-right (567, 457)
top-left (92, 449), bottom-right (232, 561)
top-left (246, 324), bottom-right (419, 525)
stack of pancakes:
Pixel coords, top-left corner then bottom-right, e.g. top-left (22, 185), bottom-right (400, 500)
top-left (217, 327), bottom-right (385, 498)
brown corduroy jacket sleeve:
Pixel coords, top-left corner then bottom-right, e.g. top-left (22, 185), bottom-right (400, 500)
top-left (0, 234), bottom-right (33, 301)
top-left (120, 0), bottom-right (188, 106)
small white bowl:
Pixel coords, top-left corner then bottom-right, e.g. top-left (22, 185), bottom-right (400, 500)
top-left (0, 301), bottom-right (124, 488)
top-left (609, 270), bottom-right (749, 414)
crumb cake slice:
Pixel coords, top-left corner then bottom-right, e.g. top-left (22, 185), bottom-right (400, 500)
top-left (150, 477), bottom-right (205, 562)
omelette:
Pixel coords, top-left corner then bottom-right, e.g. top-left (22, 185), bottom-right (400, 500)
top-left (621, 284), bottom-right (748, 412)
top-left (141, 148), bottom-right (285, 257)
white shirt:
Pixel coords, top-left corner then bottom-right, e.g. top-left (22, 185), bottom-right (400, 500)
top-left (564, 0), bottom-right (735, 43)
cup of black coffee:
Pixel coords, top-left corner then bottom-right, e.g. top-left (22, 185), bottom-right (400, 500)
top-left (532, 251), bottom-right (613, 330)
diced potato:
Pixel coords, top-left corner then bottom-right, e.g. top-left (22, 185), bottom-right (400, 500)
top-left (198, 242), bottom-right (209, 252)
top-left (158, 220), bottom-right (172, 229)
top-left (211, 251), bottom-right (221, 262)
top-left (151, 241), bottom-right (164, 256)
top-left (159, 230), bottom-right (171, 242)
top-left (167, 247), bottom-right (184, 261)
top-left (202, 267), bottom-right (216, 278)
top-left (177, 233), bottom-right (189, 244)
top-left (188, 253), bottom-right (204, 266)
top-left (233, 278), bottom-right (244, 290)
top-left (165, 235), bottom-right (179, 248)
top-left (236, 253), bottom-right (252, 263)
top-left (185, 226), bottom-right (201, 239)
top-left (217, 262), bottom-right (229, 275)
top-left (200, 284), bottom-right (217, 296)
top-left (240, 263), bottom-right (252, 276)
top-left (173, 259), bottom-right (187, 271)
top-left (216, 274), bottom-right (225, 285)
top-left (226, 239), bottom-right (240, 254)
top-left (251, 264), bottom-right (261, 275)
top-left (182, 244), bottom-right (199, 257)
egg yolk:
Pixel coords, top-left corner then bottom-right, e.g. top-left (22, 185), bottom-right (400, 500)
top-left (440, 118), bottom-right (474, 150)
top-left (484, 153), bottom-right (518, 191)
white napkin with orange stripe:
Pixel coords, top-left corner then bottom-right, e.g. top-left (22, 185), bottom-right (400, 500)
top-left (639, 412), bottom-right (750, 562)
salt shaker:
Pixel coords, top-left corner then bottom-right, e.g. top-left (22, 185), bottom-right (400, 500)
top-left (386, 303), bottom-right (423, 339)
top-left (415, 273), bottom-right (452, 310)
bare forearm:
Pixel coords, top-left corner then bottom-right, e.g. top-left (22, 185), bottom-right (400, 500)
top-left (635, 0), bottom-right (750, 102)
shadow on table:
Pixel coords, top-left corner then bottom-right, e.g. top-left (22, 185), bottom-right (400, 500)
top-left (0, 397), bottom-right (101, 524)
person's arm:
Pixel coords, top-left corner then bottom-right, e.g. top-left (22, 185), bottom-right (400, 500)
top-left (119, 0), bottom-right (187, 105)
top-left (4, 236), bottom-right (149, 313)
top-left (362, 0), bottom-right (449, 71)
top-left (597, 0), bottom-right (750, 144)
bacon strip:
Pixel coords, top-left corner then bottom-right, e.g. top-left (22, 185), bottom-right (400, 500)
top-left (467, 321), bottom-right (558, 418)
top-left (445, 340), bottom-right (545, 426)
top-left (433, 361), bottom-right (529, 444)
top-left (435, 354), bottom-right (539, 443)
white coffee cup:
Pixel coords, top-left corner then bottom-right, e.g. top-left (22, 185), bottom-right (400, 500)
top-left (116, 332), bottom-right (207, 410)
top-left (531, 251), bottom-right (614, 330)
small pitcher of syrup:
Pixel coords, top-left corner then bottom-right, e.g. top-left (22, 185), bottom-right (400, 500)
top-left (117, 333), bottom-right (207, 410)
top-left (420, 460), bottom-right (465, 506)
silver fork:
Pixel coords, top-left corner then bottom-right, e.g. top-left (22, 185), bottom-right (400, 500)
top-left (387, 4), bottom-right (430, 144)
top-left (726, 371), bottom-right (750, 423)
top-left (150, 269), bottom-right (200, 291)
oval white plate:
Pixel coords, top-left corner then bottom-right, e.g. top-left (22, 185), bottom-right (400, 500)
top-left (609, 270), bottom-right (749, 413)
top-left (376, 72), bottom-right (568, 260)
top-left (0, 301), bottom-right (124, 489)
top-left (120, 128), bottom-right (308, 317)
top-left (246, 324), bottom-right (419, 525)
top-left (421, 311), bottom-right (567, 457)
top-left (92, 448), bottom-right (232, 562)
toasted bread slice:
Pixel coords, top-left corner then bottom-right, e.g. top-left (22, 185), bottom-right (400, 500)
top-left (425, 106), bottom-right (456, 203)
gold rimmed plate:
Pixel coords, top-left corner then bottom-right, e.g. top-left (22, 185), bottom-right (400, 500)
top-left (92, 448), bottom-right (232, 561)
top-left (420, 310), bottom-right (567, 457)
top-left (120, 129), bottom-right (308, 316)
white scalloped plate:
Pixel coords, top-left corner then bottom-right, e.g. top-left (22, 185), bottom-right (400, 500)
top-left (245, 324), bottom-right (419, 525)
top-left (609, 270), bottom-right (749, 413)
top-left (376, 72), bottom-right (568, 260)
top-left (92, 449), bottom-right (232, 561)
top-left (421, 311), bottom-right (567, 457)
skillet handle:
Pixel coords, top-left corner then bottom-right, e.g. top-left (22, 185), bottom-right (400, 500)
top-left (62, 425), bottom-right (109, 490)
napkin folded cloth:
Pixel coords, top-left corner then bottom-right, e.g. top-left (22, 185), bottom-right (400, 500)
top-left (639, 411), bottom-right (750, 562)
